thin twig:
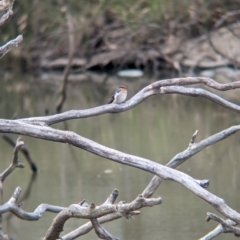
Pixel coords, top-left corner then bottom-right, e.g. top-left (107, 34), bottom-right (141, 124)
top-left (2, 134), bottom-right (37, 172)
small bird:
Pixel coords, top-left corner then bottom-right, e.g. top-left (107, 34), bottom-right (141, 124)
top-left (107, 86), bottom-right (127, 104)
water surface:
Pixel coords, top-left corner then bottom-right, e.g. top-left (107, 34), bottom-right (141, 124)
top-left (1, 75), bottom-right (240, 239)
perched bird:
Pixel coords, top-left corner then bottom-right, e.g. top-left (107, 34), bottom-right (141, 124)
top-left (107, 86), bottom-right (127, 104)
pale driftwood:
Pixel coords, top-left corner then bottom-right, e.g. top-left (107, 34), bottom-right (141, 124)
top-left (43, 193), bottom-right (161, 240)
top-left (0, 35), bottom-right (23, 58)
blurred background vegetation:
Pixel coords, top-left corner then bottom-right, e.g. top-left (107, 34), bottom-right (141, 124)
top-left (1, 0), bottom-right (240, 73)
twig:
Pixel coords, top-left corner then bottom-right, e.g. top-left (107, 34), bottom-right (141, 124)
top-left (189, 130), bottom-right (198, 147)
top-left (0, 187), bottom-right (66, 220)
top-left (0, 138), bottom-right (24, 184)
top-left (214, 10), bottom-right (240, 28)
top-left (2, 134), bottom-right (37, 172)
top-left (0, 35), bottom-right (23, 58)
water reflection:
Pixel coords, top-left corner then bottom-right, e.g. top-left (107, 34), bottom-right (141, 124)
top-left (0, 75), bottom-right (240, 239)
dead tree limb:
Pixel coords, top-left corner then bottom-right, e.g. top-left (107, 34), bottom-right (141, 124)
top-left (0, 35), bottom-right (23, 58)
top-left (199, 213), bottom-right (240, 240)
top-left (43, 192), bottom-right (161, 240)
top-left (2, 134), bottom-right (37, 172)
top-left (1, 120), bottom-right (240, 224)
top-left (0, 187), bottom-right (66, 220)
top-left (21, 77), bottom-right (240, 126)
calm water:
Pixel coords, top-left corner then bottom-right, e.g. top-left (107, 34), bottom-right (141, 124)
top-left (1, 74), bottom-right (240, 240)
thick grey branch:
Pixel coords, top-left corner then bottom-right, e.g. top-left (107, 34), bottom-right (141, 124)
top-left (0, 35), bottom-right (23, 58)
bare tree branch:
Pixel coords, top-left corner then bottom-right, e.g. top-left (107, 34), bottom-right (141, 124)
top-left (2, 134), bottom-right (37, 172)
top-left (0, 35), bottom-right (23, 58)
top-left (21, 77), bottom-right (240, 126)
top-left (1, 120), bottom-right (240, 223)
top-left (0, 138), bottom-right (24, 204)
top-left (200, 213), bottom-right (240, 240)
top-left (91, 218), bottom-right (119, 240)
top-left (0, 187), bottom-right (66, 220)
top-left (0, 138), bottom-right (24, 184)
top-left (43, 192), bottom-right (161, 240)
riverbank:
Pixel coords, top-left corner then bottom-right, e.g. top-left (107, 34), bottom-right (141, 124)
top-left (1, 0), bottom-right (240, 75)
